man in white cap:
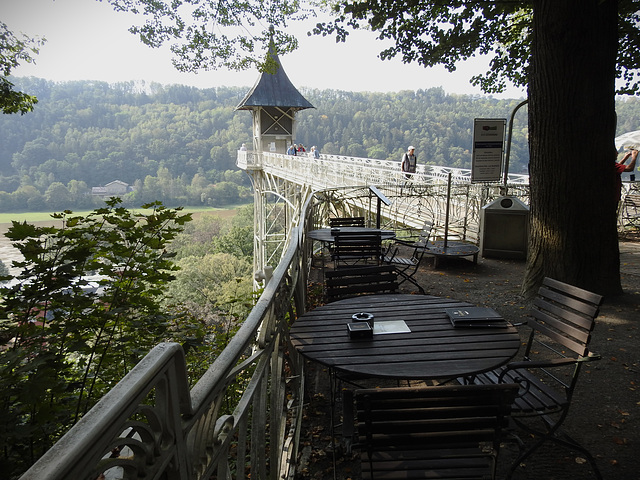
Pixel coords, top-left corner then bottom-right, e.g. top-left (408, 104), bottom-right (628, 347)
top-left (401, 145), bottom-right (417, 179)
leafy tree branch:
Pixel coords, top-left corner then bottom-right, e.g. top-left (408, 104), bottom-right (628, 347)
top-left (0, 21), bottom-right (44, 114)
top-left (0, 198), bottom-right (200, 474)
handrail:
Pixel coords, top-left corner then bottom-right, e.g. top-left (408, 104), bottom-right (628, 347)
top-left (21, 343), bottom-right (192, 480)
top-left (241, 150), bottom-right (531, 187)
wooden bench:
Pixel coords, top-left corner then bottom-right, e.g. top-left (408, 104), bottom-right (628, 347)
top-left (343, 384), bottom-right (519, 480)
top-left (325, 265), bottom-right (398, 303)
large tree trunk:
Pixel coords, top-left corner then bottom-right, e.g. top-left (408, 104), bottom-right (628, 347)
top-left (522, 0), bottom-right (621, 298)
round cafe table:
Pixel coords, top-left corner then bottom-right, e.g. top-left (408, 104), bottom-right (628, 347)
top-left (289, 294), bottom-right (520, 381)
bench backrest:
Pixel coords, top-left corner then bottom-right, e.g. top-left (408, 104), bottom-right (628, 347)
top-left (346, 384), bottom-right (519, 480)
top-left (332, 231), bottom-right (382, 267)
top-left (353, 384), bottom-right (518, 451)
top-left (325, 265), bottom-right (398, 302)
top-left (529, 277), bottom-right (603, 359)
top-left (329, 216), bottom-right (366, 228)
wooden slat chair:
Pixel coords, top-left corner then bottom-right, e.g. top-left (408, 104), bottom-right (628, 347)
top-left (410, 221), bottom-right (434, 250)
top-left (464, 277), bottom-right (604, 480)
top-left (329, 216), bottom-right (366, 228)
top-left (343, 384), bottom-right (519, 480)
top-left (381, 222), bottom-right (432, 294)
top-left (382, 246), bottom-right (426, 294)
top-left (331, 230), bottom-right (383, 269)
top-left (325, 265), bottom-right (398, 303)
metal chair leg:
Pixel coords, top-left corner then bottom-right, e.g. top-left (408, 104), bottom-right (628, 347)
top-left (506, 429), bottom-right (603, 480)
top-left (396, 268), bottom-right (426, 294)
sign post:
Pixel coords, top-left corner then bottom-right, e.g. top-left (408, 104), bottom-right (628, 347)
top-left (472, 119), bottom-right (506, 183)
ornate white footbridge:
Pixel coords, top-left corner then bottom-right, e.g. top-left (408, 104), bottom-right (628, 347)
top-left (237, 148), bottom-right (530, 284)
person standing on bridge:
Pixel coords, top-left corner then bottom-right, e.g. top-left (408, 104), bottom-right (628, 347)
top-left (615, 147), bottom-right (637, 207)
top-left (401, 146), bottom-right (417, 179)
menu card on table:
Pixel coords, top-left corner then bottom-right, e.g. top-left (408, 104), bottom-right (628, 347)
top-left (373, 320), bottom-right (411, 335)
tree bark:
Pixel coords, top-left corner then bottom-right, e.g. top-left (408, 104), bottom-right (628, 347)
top-left (522, 0), bottom-right (621, 298)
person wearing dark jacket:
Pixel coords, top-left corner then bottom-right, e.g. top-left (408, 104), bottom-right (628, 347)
top-left (401, 146), bottom-right (417, 179)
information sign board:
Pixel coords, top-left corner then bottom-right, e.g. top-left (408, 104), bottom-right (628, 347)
top-left (472, 119), bottom-right (506, 183)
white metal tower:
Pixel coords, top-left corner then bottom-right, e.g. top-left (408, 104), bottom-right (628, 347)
top-left (236, 50), bottom-right (314, 287)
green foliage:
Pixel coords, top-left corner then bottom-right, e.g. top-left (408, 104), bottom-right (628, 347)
top-left (295, 88), bottom-right (532, 173)
top-left (161, 204), bottom-right (256, 410)
top-left (167, 253), bottom-right (253, 307)
top-left (0, 198), bottom-right (200, 475)
top-left (168, 204), bottom-right (254, 260)
top-left (166, 204), bottom-right (253, 312)
top-left (163, 203), bottom-right (254, 376)
top-left (0, 79), bottom-right (254, 211)
top-left (213, 204), bottom-right (256, 259)
top-left (212, 225), bottom-right (254, 258)
top-left (107, 0), bottom-right (312, 73)
top-left (617, 4), bottom-right (640, 95)
top-left (0, 21), bottom-right (44, 115)
top-left (170, 213), bottom-right (229, 259)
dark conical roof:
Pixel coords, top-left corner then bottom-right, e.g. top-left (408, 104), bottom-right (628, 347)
top-left (236, 52), bottom-right (313, 110)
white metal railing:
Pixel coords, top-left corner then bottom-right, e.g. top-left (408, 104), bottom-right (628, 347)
top-left (242, 150), bottom-right (531, 252)
top-left (243, 149), bottom-right (639, 242)
top-left (238, 150), bottom-right (530, 189)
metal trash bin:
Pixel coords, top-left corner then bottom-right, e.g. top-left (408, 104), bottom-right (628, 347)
top-left (480, 196), bottom-right (529, 259)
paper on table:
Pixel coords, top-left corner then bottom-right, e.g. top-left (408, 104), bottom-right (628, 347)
top-left (373, 320), bottom-right (411, 335)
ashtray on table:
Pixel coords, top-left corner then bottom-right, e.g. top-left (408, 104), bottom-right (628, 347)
top-left (352, 312), bottom-right (374, 327)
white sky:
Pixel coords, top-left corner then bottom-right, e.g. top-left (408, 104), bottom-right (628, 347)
top-left (3, 0), bottom-right (527, 98)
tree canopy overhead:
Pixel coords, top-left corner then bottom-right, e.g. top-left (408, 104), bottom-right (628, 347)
top-left (319, 1), bottom-right (640, 95)
top-left (101, 0), bottom-right (640, 96)
top-left (0, 21), bottom-right (44, 114)
top-left (107, 0), bottom-right (313, 73)
top-left (316, 1), bottom-right (532, 94)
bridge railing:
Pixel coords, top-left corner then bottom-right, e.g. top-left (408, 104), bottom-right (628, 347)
top-left (237, 150), bottom-right (530, 188)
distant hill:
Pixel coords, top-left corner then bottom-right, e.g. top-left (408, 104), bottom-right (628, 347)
top-left (0, 77), bottom-right (637, 211)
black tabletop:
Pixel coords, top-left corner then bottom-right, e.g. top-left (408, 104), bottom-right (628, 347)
top-left (289, 294), bottom-right (520, 380)
top-left (307, 227), bottom-right (396, 243)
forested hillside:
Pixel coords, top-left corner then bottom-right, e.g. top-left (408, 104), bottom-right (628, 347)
top-left (1, 77), bottom-right (639, 212)
top-left (296, 88), bottom-right (531, 170)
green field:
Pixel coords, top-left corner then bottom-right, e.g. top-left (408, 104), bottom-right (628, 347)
top-left (0, 205), bottom-right (245, 225)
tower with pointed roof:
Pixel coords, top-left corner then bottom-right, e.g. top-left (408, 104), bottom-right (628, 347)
top-left (236, 49), bottom-right (313, 153)
top-left (236, 47), bottom-right (314, 286)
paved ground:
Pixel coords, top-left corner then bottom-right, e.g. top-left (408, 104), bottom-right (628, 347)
top-left (296, 240), bottom-right (640, 480)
